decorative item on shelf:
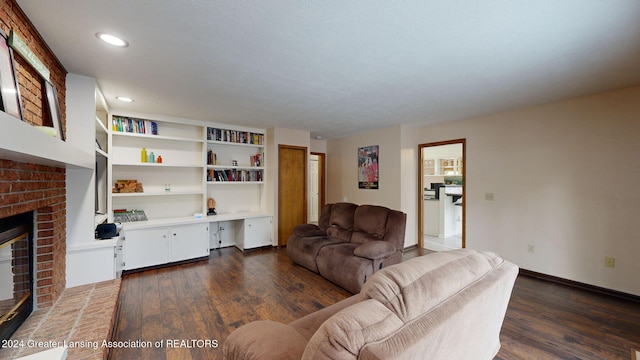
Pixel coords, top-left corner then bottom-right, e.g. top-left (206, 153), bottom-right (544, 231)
top-left (44, 80), bottom-right (64, 140)
top-left (141, 147), bottom-right (147, 162)
top-left (164, 184), bottom-right (170, 193)
top-left (112, 179), bottom-right (143, 193)
top-left (2, 30), bottom-right (26, 121)
top-left (231, 160), bottom-right (238, 167)
top-left (157, 155), bottom-right (162, 163)
top-left (113, 209), bottom-right (148, 223)
top-left (250, 153), bottom-right (263, 167)
top-left (207, 197), bottom-right (217, 216)
top-left (207, 150), bottom-right (217, 165)
top-left (148, 152), bottom-right (155, 163)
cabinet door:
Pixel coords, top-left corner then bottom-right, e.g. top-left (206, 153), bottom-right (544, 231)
top-left (123, 228), bottom-right (170, 270)
top-left (241, 217), bottom-right (272, 250)
top-left (170, 223), bottom-right (209, 262)
top-left (115, 238), bottom-right (124, 278)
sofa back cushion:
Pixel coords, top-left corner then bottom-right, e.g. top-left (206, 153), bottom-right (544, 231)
top-left (351, 205), bottom-right (389, 244)
top-left (359, 249), bottom-right (500, 321)
top-left (324, 203), bottom-right (357, 242)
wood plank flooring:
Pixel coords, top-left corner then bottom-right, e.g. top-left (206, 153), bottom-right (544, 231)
top-left (110, 247), bottom-right (640, 359)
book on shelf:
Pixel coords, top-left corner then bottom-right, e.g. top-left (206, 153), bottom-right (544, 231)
top-left (112, 116), bottom-right (158, 135)
top-left (207, 150), bottom-right (217, 165)
top-left (209, 169), bottom-right (262, 182)
top-left (207, 127), bottom-right (264, 145)
top-left (249, 153), bottom-right (263, 167)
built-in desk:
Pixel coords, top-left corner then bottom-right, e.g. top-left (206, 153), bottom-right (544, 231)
top-left (120, 212), bottom-right (272, 272)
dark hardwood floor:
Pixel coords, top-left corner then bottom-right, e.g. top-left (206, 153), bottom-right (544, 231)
top-left (110, 247), bottom-right (640, 360)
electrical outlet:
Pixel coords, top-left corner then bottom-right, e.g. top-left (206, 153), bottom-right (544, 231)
top-left (527, 244), bottom-right (535, 254)
top-left (485, 192), bottom-right (495, 201)
top-left (604, 256), bottom-right (615, 268)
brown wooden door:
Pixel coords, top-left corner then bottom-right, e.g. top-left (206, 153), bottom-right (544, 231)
top-left (278, 145), bottom-right (307, 246)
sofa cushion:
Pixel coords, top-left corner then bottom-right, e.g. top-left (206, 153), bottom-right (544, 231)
top-left (351, 205), bottom-right (389, 244)
top-left (359, 249), bottom-right (500, 322)
top-left (317, 243), bottom-right (374, 294)
top-left (293, 224), bottom-right (326, 237)
top-left (353, 241), bottom-right (396, 260)
top-left (286, 236), bottom-right (344, 273)
top-left (325, 203), bottom-right (357, 242)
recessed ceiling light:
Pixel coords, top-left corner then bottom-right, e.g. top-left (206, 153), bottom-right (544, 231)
top-left (116, 96), bottom-right (134, 103)
top-left (96, 32), bottom-right (129, 47)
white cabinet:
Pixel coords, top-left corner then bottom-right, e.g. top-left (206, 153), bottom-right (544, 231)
top-left (423, 157), bottom-right (462, 176)
top-left (236, 216), bottom-right (272, 250)
top-left (170, 223), bottom-right (210, 262)
top-left (123, 227), bottom-right (170, 270)
top-left (66, 237), bottom-right (122, 287)
top-left (122, 222), bottom-right (209, 271)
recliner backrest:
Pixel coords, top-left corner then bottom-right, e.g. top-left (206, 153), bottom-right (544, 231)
top-left (323, 202), bottom-right (357, 242)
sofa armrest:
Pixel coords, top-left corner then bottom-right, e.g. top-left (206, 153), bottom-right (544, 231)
top-left (353, 241), bottom-right (397, 260)
top-left (293, 224), bottom-right (326, 237)
top-left (223, 320), bottom-right (307, 360)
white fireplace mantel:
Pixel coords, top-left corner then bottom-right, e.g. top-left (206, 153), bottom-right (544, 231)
top-left (0, 112), bottom-right (93, 169)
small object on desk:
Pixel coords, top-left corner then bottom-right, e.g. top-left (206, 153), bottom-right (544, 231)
top-left (207, 197), bottom-right (217, 215)
top-left (193, 213), bottom-right (203, 219)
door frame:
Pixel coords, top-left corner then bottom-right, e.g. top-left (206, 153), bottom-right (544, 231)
top-left (417, 139), bottom-right (466, 249)
top-left (310, 152), bottom-right (326, 219)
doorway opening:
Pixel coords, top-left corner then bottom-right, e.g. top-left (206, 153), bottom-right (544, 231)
top-left (309, 152), bottom-right (326, 225)
top-left (418, 139), bottom-right (466, 251)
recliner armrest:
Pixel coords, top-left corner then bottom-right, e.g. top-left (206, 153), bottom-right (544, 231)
top-left (293, 224), bottom-right (326, 237)
top-left (353, 241), bottom-right (397, 260)
top-left (223, 320), bottom-right (307, 360)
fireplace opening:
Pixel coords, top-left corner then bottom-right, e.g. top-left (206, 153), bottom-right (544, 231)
top-left (0, 212), bottom-right (33, 346)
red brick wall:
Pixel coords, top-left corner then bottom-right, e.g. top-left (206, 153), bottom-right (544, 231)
top-left (0, 1), bottom-right (68, 308)
top-left (0, 0), bottom-right (67, 128)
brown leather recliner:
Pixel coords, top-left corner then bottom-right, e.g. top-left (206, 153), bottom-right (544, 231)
top-left (287, 202), bottom-right (407, 294)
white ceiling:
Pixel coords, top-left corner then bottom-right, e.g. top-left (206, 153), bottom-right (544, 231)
top-left (16, 1), bottom-right (640, 139)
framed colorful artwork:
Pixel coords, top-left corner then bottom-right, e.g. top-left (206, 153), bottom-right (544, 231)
top-left (358, 145), bottom-right (379, 189)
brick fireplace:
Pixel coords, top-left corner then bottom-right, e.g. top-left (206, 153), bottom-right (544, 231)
top-left (0, 0), bottom-right (68, 309)
top-left (0, 160), bottom-right (66, 309)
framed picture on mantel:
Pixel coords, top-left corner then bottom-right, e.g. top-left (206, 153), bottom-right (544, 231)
top-left (44, 80), bottom-right (64, 141)
top-left (0, 29), bottom-right (23, 120)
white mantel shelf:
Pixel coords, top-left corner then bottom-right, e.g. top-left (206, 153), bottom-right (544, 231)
top-left (0, 112), bottom-right (93, 169)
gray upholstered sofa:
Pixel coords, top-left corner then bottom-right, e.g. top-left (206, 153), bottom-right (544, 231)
top-left (223, 249), bottom-right (519, 360)
top-left (286, 202), bottom-right (407, 294)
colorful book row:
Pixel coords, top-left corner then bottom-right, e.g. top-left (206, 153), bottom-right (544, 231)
top-left (113, 116), bottom-right (158, 135)
top-left (208, 169), bottom-right (263, 182)
top-left (207, 128), bottom-right (264, 145)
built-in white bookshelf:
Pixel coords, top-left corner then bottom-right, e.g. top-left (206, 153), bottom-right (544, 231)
top-left (108, 113), bottom-right (206, 221)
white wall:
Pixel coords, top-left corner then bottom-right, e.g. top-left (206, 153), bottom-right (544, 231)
top-left (327, 126), bottom-right (402, 208)
top-left (326, 125), bottom-right (417, 246)
top-left (65, 74), bottom-right (96, 248)
top-left (412, 85), bottom-right (640, 296)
